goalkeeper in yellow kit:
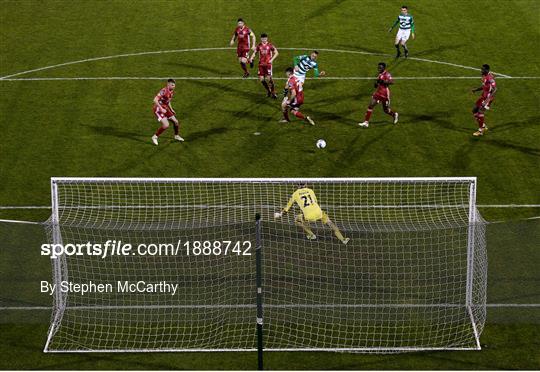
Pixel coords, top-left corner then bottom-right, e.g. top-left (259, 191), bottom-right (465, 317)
top-left (274, 183), bottom-right (350, 244)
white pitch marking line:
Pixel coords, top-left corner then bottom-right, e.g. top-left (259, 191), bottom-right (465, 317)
top-left (485, 303), bottom-right (540, 307)
top-left (0, 205), bottom-right (51, 209)
top-left (2, 76), bottom-right (539, 81)
top-left (1, 303), bottom-right (539, 311)
top-left (310, 47), bottom-right (518, 78)
top-left (0, 47), bottom-right (232, 80)
top-left (406, 56), bottom-right (514, 78)
top-left (0, 206), bottom-right (50, 209)
top-left (0, 47), bottom-right (514, 80)
top-left (479, 204), bottom-right (540, 208)
top-left (0, 218), bottom-right (42, 225)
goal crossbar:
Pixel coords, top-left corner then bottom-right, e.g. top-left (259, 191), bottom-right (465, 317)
top-left (51, 177), bottom-right (478, 183)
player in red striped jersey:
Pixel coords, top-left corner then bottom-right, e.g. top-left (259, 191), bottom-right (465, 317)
top-left (229, 18), bottom-right (256, 78)
top-left (151, 79), bottom-right (184, 146)
top-left (249, 33), bottom-right (279, 98)
top-left (471, 64), bottom-right (497, 136)
top-left (280, 67), bottom-right (315, 125)
top-left (359, 62), bottom-right (399, 127)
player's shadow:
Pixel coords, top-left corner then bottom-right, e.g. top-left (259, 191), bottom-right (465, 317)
top-left (308, 108), bottom-right (358, 126)
top-left (187, 126), bottom-right (230, 142)
top-left (165, 61), bottom-right (226, 76)
top-left (81, 123), bottom-right (148, 144)
top-left (216, 107), bottom-right (277, 122)
top-left (480, 139), bottom-right (540, 157)
top-left (187, 79), bottom-right (276, 108)
top-left (180, 81), bottom-right (231, 112)
top-left (304, 0), bottom-right (349, 21)
top-left (406, 112), bottom-right (468, 134)
top-left (451, 142), bottom-right (476, 173)
top-left (334, 127), bottom-right (393, 168)
top-left (409, 43), bottom-right (467, 57)
top-left (311, 91), bottom-right (371, 106)
top-left (490, 116), bottom-right (540, 133)
top-left (386, 57), bottom-right (405, 71)
top-left (96, 146), bottom-right (171, 176)
top-left (335, 43), bottom-right (389, 56)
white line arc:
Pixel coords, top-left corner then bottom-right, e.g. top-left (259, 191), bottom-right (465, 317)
top-left (0, 47), bottom-right (514, 80)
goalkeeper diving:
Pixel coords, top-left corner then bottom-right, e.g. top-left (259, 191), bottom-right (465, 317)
top-left (274, 183), bottom-right (349, 244)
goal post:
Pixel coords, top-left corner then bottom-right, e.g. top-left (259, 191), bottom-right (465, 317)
top-left (44, 180), bottom-right (67, 352)
top-left (44, 177), bottom-right (487, 353)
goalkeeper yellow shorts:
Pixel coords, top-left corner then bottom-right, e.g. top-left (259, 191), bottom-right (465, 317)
top-left (304, 210), bottom-right (329, 224)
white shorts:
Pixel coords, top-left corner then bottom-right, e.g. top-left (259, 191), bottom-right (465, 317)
top-left (293, 72), bottom-right (306, 84)
top-left (395, 28), bottom-right (411, 43)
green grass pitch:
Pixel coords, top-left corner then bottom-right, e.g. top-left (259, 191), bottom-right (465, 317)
top-left (0, 0), bottom-right (539, 369)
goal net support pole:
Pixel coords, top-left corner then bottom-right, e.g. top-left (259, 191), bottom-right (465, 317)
top-left (255, 213), bottom-right (264, 370)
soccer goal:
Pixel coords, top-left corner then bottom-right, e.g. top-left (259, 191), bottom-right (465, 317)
top-left (44, 177), bottom-right (487, 353)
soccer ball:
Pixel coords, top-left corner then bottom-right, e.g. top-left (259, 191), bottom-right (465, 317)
top-left (316, 139), bottom-right (326, 149)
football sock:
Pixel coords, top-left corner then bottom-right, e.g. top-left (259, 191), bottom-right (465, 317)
top-left (476, 113), bottom-right (485, 128)
top-left (240, 62), bottom-right (248, 73)
top-left (364, 108), bottom-right (373, 122)
top-left (261, 80), bottom-right (270, 93)
top-left (294, 111), bottom-right (305, 120)
top-left (269, 80), bottom-right (275, 93)
top-left (305, 229), bottom-right (316, 238)
top-left (333, 228), bottom-right (345, 242)
top-left (283, 110), bottom-right (290, 121)
top-left (327, 221), bottom-right (346, 241)
top-left (155, 126), bottom-right (166, 137)
top-left (403, 44), bottom-right (409, 54)
top-left (298, 221), bottom-right (315, 238)
top-left (385, 109), bottom-right (395, 117)
top-left (395, 44), bottom-right (401, 54)
top-left (173, 123), bottom-right (179, 135)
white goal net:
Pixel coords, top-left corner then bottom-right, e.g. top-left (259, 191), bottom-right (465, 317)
top-left (44, 177), bottom-right (487, 352)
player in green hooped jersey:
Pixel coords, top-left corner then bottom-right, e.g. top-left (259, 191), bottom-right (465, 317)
top-left (388, 5), bottom-right (416, 58)
top-left (292, 51), bottom-right (325, 84)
